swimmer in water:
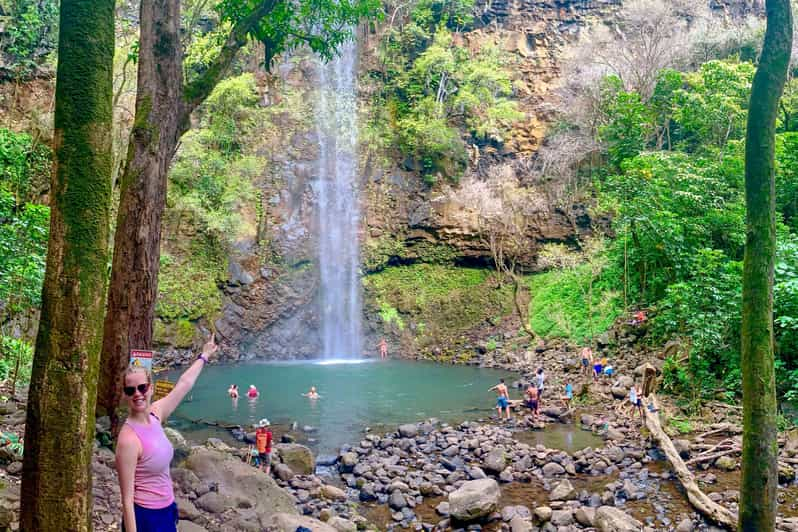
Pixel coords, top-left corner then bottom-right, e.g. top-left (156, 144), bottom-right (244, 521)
top-left (228, 384), bottom-right (239, 398)
top-left (303, 386), bottom-right (320, 399)
top-left (247, 384), bottom-right (259, 398)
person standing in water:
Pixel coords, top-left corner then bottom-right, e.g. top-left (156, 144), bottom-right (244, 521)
top-left (247, 384), bottom-right (259, 398)
top-left (227, 384), bottom-right (238, 398)
top-left (378, 338), bottom-right (388, 359)
top-left (116, 333), bottom-right (218, 532)
top-left (303, 386), bottom-right (320, 399)
top-left (489, 378), bottom-right (511, 420)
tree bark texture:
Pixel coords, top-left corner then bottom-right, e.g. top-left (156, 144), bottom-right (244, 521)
top-left (97, 0), bottom-right (185, 431)
top-left (20, 0), bottom-right (115, 529)
top-left (97, 0), bottom-right (275, 430)
top-left (739, 2), bottom-right (792, 531)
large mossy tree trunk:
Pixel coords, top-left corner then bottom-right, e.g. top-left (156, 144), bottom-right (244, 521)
top-left (97, 0), bottom-right (276, 432)
top-left (20, 0), bottom-right (115, 529)
top-left (739, 1), bottom-right (792, 531)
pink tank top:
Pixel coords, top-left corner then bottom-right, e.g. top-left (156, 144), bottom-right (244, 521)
top-left (125, 412), bottom-right (175, 509)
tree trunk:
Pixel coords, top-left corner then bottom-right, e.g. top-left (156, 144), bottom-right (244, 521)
top-left (97, 0), bottom-right (186, 432)
top-left (97, 0), bottom-right (275, 429)
top-left (739, 2), bottom-right (792, 531)
top-left (20, 0), bottom-right (114, 529)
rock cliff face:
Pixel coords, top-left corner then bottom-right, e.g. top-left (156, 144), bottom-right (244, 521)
top-left (210, 0), bottom-right (619, 362)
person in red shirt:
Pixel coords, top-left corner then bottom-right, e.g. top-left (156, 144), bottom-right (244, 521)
top-left (247, 384), bottom-right (259, 398)
top-left (255, 418), bottom-right (272, 474)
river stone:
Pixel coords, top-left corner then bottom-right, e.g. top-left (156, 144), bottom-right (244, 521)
top-left (398, 424), bottom-right (418, 438)
top-left (321, 484), bottom-right (347, 501)
top-left (550, 479), bottom-right (576, 501)
top-left (594, 506), bottom-right (643, 532)
top-left (175, 496), bottom-right (201, 521)
top-left (714, 456), bottom-right (737, 471)
top-left (274, 463), bottom-right (294, 481)
top-left (574, 506), bottom-right (596, 527)
top-left (448, 478), bottom-right (501, 521)
top-left (195, 491), bottom-right (231, 514)
top-left (533, 506), bottom-right (552, 522)
top-left (389, 490), bottom-right (407, 510)
top-left (483, 447), bottom-right (507, 474)
top-left (779, 463), bottom-right (796, 483)
top-left (551, 509), bottom-right (574, 526)
top-left (270, 513), bottom-right (337, 532)
top-left (674, 439), bottom-right (691, 457)
top-left (178, 521), bottom-right (208, 532)
top-left (275, 443), bottom-right (314, 475)
top-left (0, 483), bottom-right (20, 528)
top-left (185, 448), bottom-right (296, 521)
top-left (339, 452), bottom-right (358, 473)
top-left (328, 516), bottom-right (357, 532)
top-left (606, 446), bottom-right (625, 463)
top-left (499, 467), bottom-right (514, 483)
top-left (436, 501), bottom-right (451, 516)
top-left (675, 518), bottom-right (694, 532)
top-left (468, 466), bottom-right (487, 479)
top-left (542, 462), bottom-right (565, 476)
top-left (509, 514), bottom-right (532, 532)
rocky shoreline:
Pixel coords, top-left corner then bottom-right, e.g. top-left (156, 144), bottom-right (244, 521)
top-left (0, 335), bottom-right (797, 531)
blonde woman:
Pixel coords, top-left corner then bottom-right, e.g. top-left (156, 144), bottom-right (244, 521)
top-left (115, 334), bottom-right (218, 532)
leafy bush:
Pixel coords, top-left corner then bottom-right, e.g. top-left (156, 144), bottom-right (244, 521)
top-left (0, 128), bottom-right (51, 203)
top-left (0, 336), bottom-right (34, 385)
top-left (0, 0), bottom-right (58, 78)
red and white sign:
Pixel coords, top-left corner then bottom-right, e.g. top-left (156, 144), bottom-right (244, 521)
top-left (129, 349), bottom-right (153, 372)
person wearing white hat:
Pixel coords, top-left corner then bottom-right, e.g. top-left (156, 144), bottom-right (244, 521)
top-left (247, 384), bottom-right (259, 399)
top-left (255, 418), bottom-right (272, 474)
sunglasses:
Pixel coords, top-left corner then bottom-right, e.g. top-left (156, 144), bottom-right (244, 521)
top-left (123, 383), bottom-right (149, 397)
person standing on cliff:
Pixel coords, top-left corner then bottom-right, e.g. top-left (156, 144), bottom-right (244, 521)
top-left (378, 338), bottom-right (388, 360)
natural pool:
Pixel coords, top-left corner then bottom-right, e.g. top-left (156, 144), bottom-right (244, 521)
top-left (163, 359), bottom-right (513, 454)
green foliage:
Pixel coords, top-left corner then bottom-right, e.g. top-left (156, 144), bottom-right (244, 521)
top-left (0, 336), bottom-right (33, 385)
top-left (0, 128), bottom-right (51, 203)
top-left (526, 264), bottom-right (622, 344)
top-left (155, 250), bottom-right (224, 322)
top-left (214, 0), bottom-right (382, 66)
top-left (375, 21), bottom-right (520, 182)
top-left (410, 0), bottom-right (475, 32)
top-left (364, 264), bottom-right (513, 349)
top-left (776, 132), bottom-right (798, 230)
top-left (0, 0), bottom-right (58, 78)
top-left (0, 189), bottom-right (48, 314)
top-left (362, 235), bottom-right (405, 272)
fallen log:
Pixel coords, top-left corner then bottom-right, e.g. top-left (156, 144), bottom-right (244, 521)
top-left (644, 395), bottom-right (737, 529)
top-left (685, 447), bottom-right (741, 466)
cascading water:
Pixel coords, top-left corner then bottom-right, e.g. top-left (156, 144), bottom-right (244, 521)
top-left (315, 39), bottom-right (363, 359)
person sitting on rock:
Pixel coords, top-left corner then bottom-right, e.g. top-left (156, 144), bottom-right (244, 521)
top-left (247, 384), bottom-right (259, 399)
top-left (255, 418), bottom-right (273, 474)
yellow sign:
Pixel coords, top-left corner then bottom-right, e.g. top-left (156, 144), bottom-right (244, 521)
top-left (153, 380), bottom-right (175, 401)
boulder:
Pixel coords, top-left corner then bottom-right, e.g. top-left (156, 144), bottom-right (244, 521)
top-left (164, 427), bottom-right (190, 464)
top-left (594, 506), bottom-right (643, 532)
top-left (550, 479), bottom-right (575, 501)
top-left (448, 478), bottom-right (501, 521)
top-left (269, 513), bottom-right (337, 532)
top-left (0, 483), bottom-right (20, 529)
top-left (389, 490), bottom-right (407, 510)
top-left (185, 448), bottom-right (296, 523)
top-left (320, 484), bottom-right (347, 501)
top-left (398, 424), bottom-right (418, 438)
top-left (339, 452), bottom-right (358, 473)
top-left (195, 492), bottom-right (231, 514)
top-left (328, 516), bottom-right (357, 532)
top-left (483, 447), bottom-right (507, 474)
top-left (273, 463), bottom-right (294, 481)
top-left (675, 518), bottom-right (694, 532)
top-left (533, 506), bottom-right (552, 522)
top-left (714, 455), bottom-right (737, 471)
top-left (274, 443), bottom-right (315, 475)
top-left (178, 521), bottom-right (208, 532)
top-left (509, 515), bottom-right (532, 532)
top-left (542, 462), bottom-right (565, 476)
top-left (551, 509), bottom-right (574, 526)
top-left (574, 506), bottom-right (595, 527)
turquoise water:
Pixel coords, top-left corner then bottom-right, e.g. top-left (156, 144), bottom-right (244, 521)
top-left (164, 359), bottom-right (513, 454)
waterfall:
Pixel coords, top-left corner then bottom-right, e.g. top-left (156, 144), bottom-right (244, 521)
top-left (315, 39), bottom-right (362, 358)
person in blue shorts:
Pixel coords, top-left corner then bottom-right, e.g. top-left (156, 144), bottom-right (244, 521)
top-left (489, 378), bottom-right (511, 420)
top-left (593, 361), bottom-right (603, 382)
top-left (603, 365), bottom-right (614, 378)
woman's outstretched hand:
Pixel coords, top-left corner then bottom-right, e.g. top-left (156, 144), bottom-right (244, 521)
top-left (202, 332), bottom-right (219, 360)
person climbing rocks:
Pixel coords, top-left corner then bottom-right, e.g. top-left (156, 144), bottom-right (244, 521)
top-left (255, 418), bottom-right (273, 474)
top-left (247, 384), bottom-right (259, 399)
top-left (593, 357), bottom-right (603, 382)
top-left (378, 338), bottom-right (388, 360)
top-left (580, 346), bottom-right (593, 377)
top-left (525, 383), bottom-right (540, 418)
top-left (489, 378), bottom-right (511, 420)
top-left (561, 381), bottom-right (574, 409)
top-left (630, 383), bottom-right (644, 420)
top-left (116, 333), bottom-right (218, 532)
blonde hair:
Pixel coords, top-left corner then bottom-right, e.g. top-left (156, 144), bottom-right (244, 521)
top-left (124, 364), bottom-right (152, 386)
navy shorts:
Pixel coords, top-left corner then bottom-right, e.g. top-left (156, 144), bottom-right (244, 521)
top-left (123, 501), bottom-right (178, 532)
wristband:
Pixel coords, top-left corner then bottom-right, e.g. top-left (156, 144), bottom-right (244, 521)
top-left (198, 354), bottom-right (209, 364)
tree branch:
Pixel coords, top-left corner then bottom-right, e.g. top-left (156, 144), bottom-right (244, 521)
top-left (182, 0), bottom-right (277, 120)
